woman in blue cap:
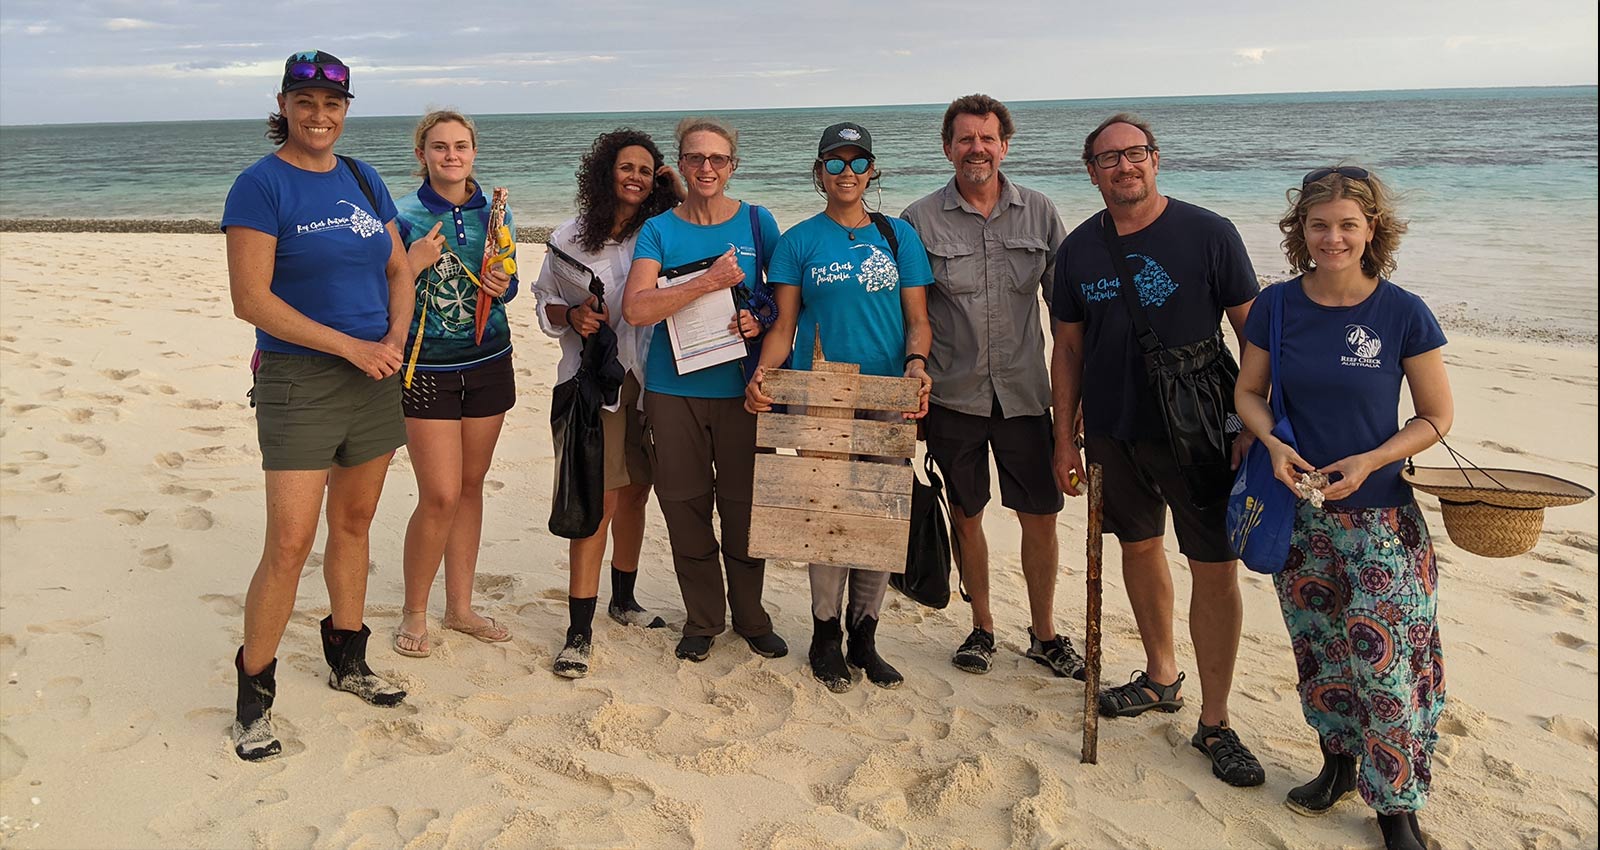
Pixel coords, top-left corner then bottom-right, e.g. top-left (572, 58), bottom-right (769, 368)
top-left (222, 50), bottom-right (412, 761)
top-left (744, 122), bottom-right (934, 692)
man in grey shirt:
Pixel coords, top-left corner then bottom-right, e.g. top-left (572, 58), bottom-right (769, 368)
top-left (901, 94), bottom-right (1082, 679)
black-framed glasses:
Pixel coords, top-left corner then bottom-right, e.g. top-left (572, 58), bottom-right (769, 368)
top-left (287, 61), bottom-right (349, 84)
top-left (820, 156), bottom-right (872, 175)
top-left (1302, 166), bottom-right (1370, 186)
top-left (1091, 145), bottom-right (1156, 169)
top-left (680, 153), bottom-right (735, 170)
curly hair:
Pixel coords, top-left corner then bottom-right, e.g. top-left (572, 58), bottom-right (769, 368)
top-left (1279, 166), bottom-right (1408, 279)
top-left (573, 129), bottom-right (679, 253)
top-left (941, 94), bottom-right (1014, 145)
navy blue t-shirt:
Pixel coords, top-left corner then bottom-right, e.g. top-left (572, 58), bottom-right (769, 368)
top-left (1052, 198), bottom-right (1259, 440)
top-left (1245, 278), bottom-right (1447, 509)
top-left (222, 153), bottom-right (399, 357)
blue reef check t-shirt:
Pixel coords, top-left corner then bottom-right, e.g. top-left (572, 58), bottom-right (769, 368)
top-left (768, 213), bottom-right (933, 378)
top-left (1244, 278), bottom-right (1447, 509)
top-left (222, 153), bottom-right (399, 357)
top-left (633, 203), bottom-right (781, 398)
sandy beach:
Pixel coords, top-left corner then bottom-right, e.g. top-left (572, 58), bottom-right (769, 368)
top-left (0, 231), bottom-right (1594, 849)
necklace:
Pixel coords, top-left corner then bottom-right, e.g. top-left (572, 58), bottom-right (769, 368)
top-left (830, 208), bottom-right (871, 241)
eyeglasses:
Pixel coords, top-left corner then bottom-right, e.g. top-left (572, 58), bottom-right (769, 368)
top-left (287, 61), bottom-right (350, 85)
top-left (680, 153), bottom-right (735, 171)
top-left (1302, 166), bottom-right (1370, 186)
top-left (820, 156), bottom-right (872, 176)
top-left (1091, 145), bottom-right (1156, 169)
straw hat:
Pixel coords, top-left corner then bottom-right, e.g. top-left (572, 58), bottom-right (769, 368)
top-left (1403, 465), bottom-right (1594, 557)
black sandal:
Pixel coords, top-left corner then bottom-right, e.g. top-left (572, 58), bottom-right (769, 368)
top-left (1098, 670), bottom-right (1185, 717)
top-left (1191, 721), bottom-right (1266, 787)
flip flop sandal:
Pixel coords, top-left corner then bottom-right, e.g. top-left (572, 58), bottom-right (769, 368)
top-left (392, 627), bottom-right (431, 658)
top-left (1098, 670), bottom-right (1185, 717)
top-left (442, 616), bottom-right (512, 643)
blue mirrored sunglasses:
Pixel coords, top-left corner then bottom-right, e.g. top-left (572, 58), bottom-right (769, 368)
top-left (821, 156), bottom-right (872, 176)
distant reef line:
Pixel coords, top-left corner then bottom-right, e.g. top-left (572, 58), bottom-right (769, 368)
top-left (0, 218), bottom-right (557, 244)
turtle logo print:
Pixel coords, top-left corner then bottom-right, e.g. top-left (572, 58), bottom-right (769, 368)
top-left (1341, 324), bottom-right (1383, 369)
top-left (337, 200), bottom-right (385, 239)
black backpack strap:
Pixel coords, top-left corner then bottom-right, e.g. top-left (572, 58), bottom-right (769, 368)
top-left (338, 155), bottom-right (380, 216)
top-left (868, 212), bottom-right (900, 258)
top-left (1099, 210), bottom-right (1164, 357)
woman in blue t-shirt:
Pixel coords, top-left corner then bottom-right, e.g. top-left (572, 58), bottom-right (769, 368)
top-left (389, 110), bottom-right (519, 658)
top-left (743, 122), bottom-right (933, 692)
top-left (1235, 166), bottom-right (1453, 850)
top-left (621, 117), bottom-right (786, 663)
top-left (221, 51), bottom-right (413, 762)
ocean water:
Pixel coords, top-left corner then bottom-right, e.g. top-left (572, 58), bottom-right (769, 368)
top-left (2, 86), bottom-right (1595, 339)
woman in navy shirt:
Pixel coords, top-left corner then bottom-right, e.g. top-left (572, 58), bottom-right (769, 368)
top-left (1235, 166), bottom-right (1452, 850)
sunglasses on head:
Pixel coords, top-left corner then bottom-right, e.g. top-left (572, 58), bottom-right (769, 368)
top-left (1302, 166), bottom-right (1369, 186)
top-left (288, 61), bottom-right (350, 85)
top-left (821, 156), bottom-right (872, 175)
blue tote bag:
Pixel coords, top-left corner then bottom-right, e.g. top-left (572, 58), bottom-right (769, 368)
top-left (1226, 286), bottom-right (1299, 574)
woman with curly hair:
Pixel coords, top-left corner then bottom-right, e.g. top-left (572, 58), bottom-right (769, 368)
top-left (532, 129), bottom-right (683, 677)
top-left (1234, 166), bottom-right (1452, 850)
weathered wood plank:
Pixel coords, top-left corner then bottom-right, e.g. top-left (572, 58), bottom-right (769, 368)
top-left (761, 368), bottom-right (922, 413)
top-left (752, 454), bottom-right (912, 519)
top-left (756, 413), bottom-right (916, 458)
top-left (748, 505), bottom-right (909, 572)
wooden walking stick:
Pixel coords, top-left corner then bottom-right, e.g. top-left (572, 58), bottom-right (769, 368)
top-left (1081, 462), bottom-right (1104, 764)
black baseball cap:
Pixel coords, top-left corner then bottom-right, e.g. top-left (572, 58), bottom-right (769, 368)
top-left (817, 122), bottom-right (872, 157)
top-left (280, 50), bottom-right (354, 98)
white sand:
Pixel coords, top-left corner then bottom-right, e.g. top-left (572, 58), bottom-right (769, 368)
top-left (0, 232), bottom-right (1595, 849)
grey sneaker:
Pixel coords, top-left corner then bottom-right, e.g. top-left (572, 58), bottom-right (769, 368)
top-left (608, 601), bottom-right (666, 629)
top-left (553, 633), bottom-right (591, 679)
top-left (952, 627), bottom-right (996, 674)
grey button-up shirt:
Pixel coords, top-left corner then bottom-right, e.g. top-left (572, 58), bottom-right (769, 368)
top-left (902, 174), bottom-right (1067, 418)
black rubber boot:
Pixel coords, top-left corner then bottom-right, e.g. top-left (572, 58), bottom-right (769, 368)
top-left (809, 617), bottom-right (852, 693)
top-left (320, 616), bottom-right (407, 706)
top-left (232, 646), bottom-right (282, 761)
top-left (1286, 738), bottom-right (1359, 815)
top-left (845, 616), bottom-right (903, 689)
top-left (1377, 812), bottom-right (1426, 850)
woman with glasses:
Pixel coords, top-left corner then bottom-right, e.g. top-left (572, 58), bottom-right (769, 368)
top-left (1235, 165), bottom-right (1451, 850)
top-left (532, 129), bottom-right (683, 678)
top-left (621, 116), bottom-right (785, 663)
top-left (389, 110), bottom-right (519, 658)
top-left (222, 50), bottom-right (412, 761)
top-left (743, 122), bottom-right (933, 692)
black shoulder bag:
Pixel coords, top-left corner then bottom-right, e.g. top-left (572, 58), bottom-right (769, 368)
top-left (1101, 212), bottom-right (1240, 509)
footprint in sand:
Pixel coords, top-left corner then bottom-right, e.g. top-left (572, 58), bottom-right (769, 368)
top-left (10, 403), bottom-right (42, 415)
top-left (37, 473), bottom-right (66, 493)
top-left (182, 425), bottom-right (230, 436)
top-left (140, 544), bottom-right (174, 570)
top-left (100, 368), bottom-right (140, 382)
top-left (89, 707), bottom-right (159, 754)
top-left (182, 399), bottom-right (225, 411)
top-left (0, 733), bottom-right (26, 781)
top-left (25, 617), bottom-right (105, 649)
top-left (57, 433), bottom-right (106, 456)
top-left (104, 508), bottom-right (150, 526)
top-left (21, 451), bottom-right (47, 461)
top-left (1478, 440), bottom-right (1524, 455)
top-left (154, 452), bottom-right (185, 469)
top-left (473, 573), bottom-right (518, 599)
top-left (159, 483), bottom-right (213, 502)
top-left (484, 479), bottom-right (505, 492)
top-left (0, 464), bottom-right (18, 478)
top-left (177, 507), bottom-right (214, 531)
top-left (1543, 715), bottom-right (1599, 749)
top-left (47, 357), bottom-right (72, 367)
top-left (199, 594), bottom-right (245, 616)
top-left (1552, 632), bottom-right (1594, 651)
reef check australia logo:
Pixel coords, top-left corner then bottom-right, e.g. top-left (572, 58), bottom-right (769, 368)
top-left (294, 200), bottom-right (386, 239)
top-left (1341, 324), bottom-right (1383, 368)
top-left (1079, 253), bottom-right (1179, 307)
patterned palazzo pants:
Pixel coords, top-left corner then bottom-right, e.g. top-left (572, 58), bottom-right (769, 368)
top-left (1274, 500), bottom-right (1445, 814)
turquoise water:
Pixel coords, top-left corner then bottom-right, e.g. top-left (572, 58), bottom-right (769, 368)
top-left (2, 86), bottom-right (1595, 337)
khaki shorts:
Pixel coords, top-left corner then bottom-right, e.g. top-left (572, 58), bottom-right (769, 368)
top-left (602, 373), bottom-right (652, 490)
top-left (252, 352), bottom-right (406, 471)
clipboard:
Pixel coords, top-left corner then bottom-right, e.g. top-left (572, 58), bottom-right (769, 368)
top-left (659, 255), bottom-right (747, 375)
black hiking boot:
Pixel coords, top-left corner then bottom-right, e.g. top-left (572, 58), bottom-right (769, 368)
top-left (846, 616), bottom-right (903, 689)
top-left (809, 617), bottom-right (852, 693)
top-left (320, 617), bottom-right (407, 706)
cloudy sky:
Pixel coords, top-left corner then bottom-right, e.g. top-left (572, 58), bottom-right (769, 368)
top-left (1, 0), bottom-right (1595, 125)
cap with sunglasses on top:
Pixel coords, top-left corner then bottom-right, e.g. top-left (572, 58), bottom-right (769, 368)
top-left (818, 122), bottom-right (873, 158)
top-left (281, 50), bottom-right (353, 98)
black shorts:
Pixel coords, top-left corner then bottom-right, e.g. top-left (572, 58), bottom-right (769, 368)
top-left (1084, 432), bottom-right (1235, 563)
top-left (923, 399), bottom-right (1064, 517)
top-left (402, 355), bottom-right (516, 420)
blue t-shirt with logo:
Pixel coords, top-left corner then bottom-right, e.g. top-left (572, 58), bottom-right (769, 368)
top-left (395, 180), bottom-right (519, 371)
top-left (633, 203), bottom-right (780, 398)
top-left (768, 213), bottom-right (933, 378)
top-left (1052, 198), bottom-right (1259, 440)
top-left (1245, 278), bottom-right (1447, 509)
top-left (222, 153), bottom-right (399, 357)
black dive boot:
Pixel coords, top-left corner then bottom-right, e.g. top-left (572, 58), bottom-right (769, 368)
top-left (1286, 738), bottom-right (1359, 815)
top-left (845, 616), bottom-right (903, 689)
top-left (809, 617), bottom-right (852, 693)
top-left (232, 647), bottom-right (282, 761)
top-left (321, 616), bottom-right (407, 706)
top-left (1377, 812), bottom-right (1426, 850)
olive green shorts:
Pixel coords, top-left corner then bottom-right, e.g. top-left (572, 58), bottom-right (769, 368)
top-left (252, 352), bottom-right (406, 471)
